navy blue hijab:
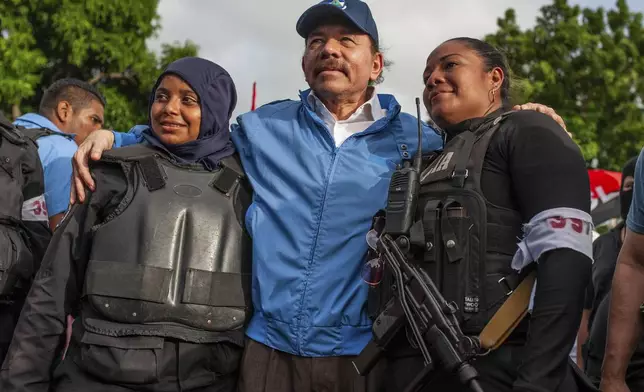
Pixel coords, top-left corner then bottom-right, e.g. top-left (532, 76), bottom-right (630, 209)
top-left (142, 57), bottom-right (237, 170)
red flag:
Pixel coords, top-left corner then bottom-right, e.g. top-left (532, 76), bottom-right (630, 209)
top-left (588, 169), bottom-right (622, 200)
top-left (251, 82), bottom-right (257, 111)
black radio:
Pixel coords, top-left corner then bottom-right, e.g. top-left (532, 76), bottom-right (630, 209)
top-left (384, 97), bottom-right (424, 237)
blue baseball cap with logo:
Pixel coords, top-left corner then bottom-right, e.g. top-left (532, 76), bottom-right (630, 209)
top-left (296, 0), bottom-right (379, 45)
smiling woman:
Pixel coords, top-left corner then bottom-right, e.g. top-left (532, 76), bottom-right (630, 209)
top-left (149, 74), bottom-right (202, 145)
top-left (0, 57), bottom-right (254, 392)
top-left (378, 37), bottom-right (595, 392)
top-left (422, 37), bottom-right (510, 130)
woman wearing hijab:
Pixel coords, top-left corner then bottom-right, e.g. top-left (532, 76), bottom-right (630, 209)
top-left (0, 57), bottom-right (252, 392)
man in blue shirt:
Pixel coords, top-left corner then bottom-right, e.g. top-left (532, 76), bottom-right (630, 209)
top-left (14, 78), bottom-right (105, 230)
top-left (601, 148), bottom-right (644, 392)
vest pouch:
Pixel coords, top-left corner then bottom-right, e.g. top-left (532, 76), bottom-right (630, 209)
top-left (0, 228), bottom-right (31, 296)
top-left (421, 200), bottom-right (442, 266)
top-left (75, 329), bottom-right (163, 385)
top-left (440, 200), bottom-right (476, 325)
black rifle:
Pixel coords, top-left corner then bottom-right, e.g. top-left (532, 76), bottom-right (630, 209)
top-left (353, 233), bottom-right (484, 392)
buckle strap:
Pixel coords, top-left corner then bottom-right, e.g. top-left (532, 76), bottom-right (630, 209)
top-left (497, 263), bottom-right (537, 296)
top-left (450, 132), bottom-right (475, 188)
top-left (498, 274), bottom-right (521, 296)
top-left (450, 169), bottom-right (469, 188)
top-left (479, 270), bottom-right (537, 350)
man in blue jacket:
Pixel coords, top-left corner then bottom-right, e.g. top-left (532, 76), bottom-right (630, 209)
top-left (14, 78), bottom-right (105, 231)
top-left (69, 2), bottom-right (567, 390)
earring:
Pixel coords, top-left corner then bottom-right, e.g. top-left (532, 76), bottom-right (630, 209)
top-left (488, 88), bottom-right (496, 103)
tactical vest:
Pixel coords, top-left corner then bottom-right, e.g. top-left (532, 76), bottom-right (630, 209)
top-left (371, 112), bottom-right (529, 336)
top-left (415, 112), bottom-right (525, 334)
top-left (81, 145), bottom-right (253, 344)
top-left (0, 118), bottom-right (38, 297)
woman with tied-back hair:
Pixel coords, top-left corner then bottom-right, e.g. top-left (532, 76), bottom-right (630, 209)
top-left (373, 37), bottom-right (595, 392)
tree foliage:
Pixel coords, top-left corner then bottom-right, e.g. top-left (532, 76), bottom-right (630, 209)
top-left (485, 0), bottom-right (643, 170)
top-left (0, 0), bottom-right (198, 132)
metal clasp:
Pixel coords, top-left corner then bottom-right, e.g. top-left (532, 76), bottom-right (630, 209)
top-left (450, 169), bottom-right (469, 179)
top-left (498, 276), bottom-right (514, 296)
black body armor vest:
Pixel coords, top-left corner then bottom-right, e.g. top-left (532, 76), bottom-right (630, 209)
top-left (416, 113), bottom-right (524, 334)
top-left (81, 145), bottom-right (252, 344)
top-left (371, 112), bottom-right (528, 336)
top-left (0, 118), bottom-right (39, 297)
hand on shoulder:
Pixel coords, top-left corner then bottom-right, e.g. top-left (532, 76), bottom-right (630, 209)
top-left (512, 102), bottom-right (572, 138)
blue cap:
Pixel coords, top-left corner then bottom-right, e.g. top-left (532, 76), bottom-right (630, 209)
top-left (296, 0), bottom-right (379, 45)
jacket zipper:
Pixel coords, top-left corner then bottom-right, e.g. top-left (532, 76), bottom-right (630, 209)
top-left (293, 106), bottom-right (401, 353)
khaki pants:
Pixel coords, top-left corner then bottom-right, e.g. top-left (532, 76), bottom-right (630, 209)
top-left (237, 338), bottom-right (384, 392)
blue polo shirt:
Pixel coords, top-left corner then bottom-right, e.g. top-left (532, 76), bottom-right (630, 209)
top-left (627, 148), bottom-right (644, 234)
top-left (14, 113), bottom-right (76, 217)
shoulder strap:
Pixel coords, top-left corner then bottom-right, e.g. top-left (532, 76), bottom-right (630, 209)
top-left (16, 126), bottom-right (59, 142)
top-left (100, 145), bottom-right (167, 192)
top-left (212, 154), bottom-right (247, 195)
top-left (450, 111), bottom-right (514, 188)
top-left (0, 119), bottom-right (29, 146)
top-left (137, 156), bottom-right (166, 192)
top-left (478, 269), bottom-right (536, 350)
top-left (220, 154), bottom-right (245, 178)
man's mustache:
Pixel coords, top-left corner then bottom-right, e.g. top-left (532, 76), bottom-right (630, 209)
top-left (314, 61), bottom-right (348, 76)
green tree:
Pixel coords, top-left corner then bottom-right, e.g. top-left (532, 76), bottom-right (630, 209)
top-left (0, 0), bottom-right (198, 132)
top-left (485, 0), bottom-right (644, 170)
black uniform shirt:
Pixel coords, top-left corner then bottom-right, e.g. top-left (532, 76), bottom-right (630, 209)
top-left (584, 225), bottom-right (622, 330)
top-left (445, 109), bottom-right (592, 392)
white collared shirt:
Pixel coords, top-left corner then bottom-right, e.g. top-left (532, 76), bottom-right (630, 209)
top-left (307, 88), bottom-right (387, 147)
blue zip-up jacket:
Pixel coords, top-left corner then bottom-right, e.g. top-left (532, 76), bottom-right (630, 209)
top-left (112, 90), bottom-right (443, 357)
top-left (232, 90), bottom-right (442, 356)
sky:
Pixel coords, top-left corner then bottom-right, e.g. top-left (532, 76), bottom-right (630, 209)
top-left (149, 0), bottom-right (644, 121)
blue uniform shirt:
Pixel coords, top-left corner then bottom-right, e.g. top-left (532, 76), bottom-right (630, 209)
top-left (14, 114), bottom-right (77, 217)
top-left (113, 126), bottom-right (145, 148)
top-left (627, 148), bottom-right (644, 234)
